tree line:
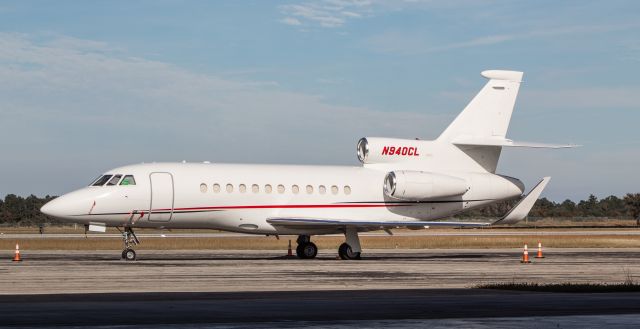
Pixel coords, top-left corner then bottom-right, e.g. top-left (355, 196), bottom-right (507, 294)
top-left (0, 193), bottom-right (639, 226)
top-left (455, 193), bottom-right (640, 223)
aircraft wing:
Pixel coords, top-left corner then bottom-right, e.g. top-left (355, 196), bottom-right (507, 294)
top-left (267, 218), bottom-right (491, 230)
top-left (268, 177), bottom-right (551, 230)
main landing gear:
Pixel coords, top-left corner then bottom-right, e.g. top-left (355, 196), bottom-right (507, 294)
top-left (295, 235), bottom-right (318, 259)
top-left (338, 243), bottom-right (361, 260)
top-left (118, 227), bottom-right (140, 261)
top-left (338, 227), bottom-right (361, 260)
top-left (295, 228), bottom-right (363, 260)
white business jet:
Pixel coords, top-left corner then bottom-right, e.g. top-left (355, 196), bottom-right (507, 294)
top-left (41, 70), bottom-right (574, 261)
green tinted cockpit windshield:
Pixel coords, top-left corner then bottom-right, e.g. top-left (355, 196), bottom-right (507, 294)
top-left (120, 175), bottom-right (136, 186)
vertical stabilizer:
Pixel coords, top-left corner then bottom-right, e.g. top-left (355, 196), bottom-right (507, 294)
top-left (438, 70), bottom-right (523, 142)
top-left (436, 70), bottom-right (523, 173)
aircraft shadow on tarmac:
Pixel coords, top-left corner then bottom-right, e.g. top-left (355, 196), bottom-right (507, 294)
top-left (91, 253), bottom-right (489, 262)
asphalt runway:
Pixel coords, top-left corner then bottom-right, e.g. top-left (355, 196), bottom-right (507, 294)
top-left (2, 249), bottom-right (640, 327)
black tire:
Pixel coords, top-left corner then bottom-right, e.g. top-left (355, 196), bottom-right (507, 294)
top-left (296, 242), bottom-right (318, 259)
top-left (303, 242), bottom-right (317, 259)
top-left (124, 249), bottom-right (136, 261)
top-left (121, 250), bottom-right (127, 259)
top-left (296, 244), bottom-right (305, 258)
top-left (338, 243), bottom-right (361, 260)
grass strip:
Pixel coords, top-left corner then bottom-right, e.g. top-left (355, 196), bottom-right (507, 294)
top-left (1, 234), bottom-right (640, 250)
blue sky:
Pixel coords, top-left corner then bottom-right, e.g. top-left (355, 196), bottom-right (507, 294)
top-left (0, 0), bottom-right (638, 201)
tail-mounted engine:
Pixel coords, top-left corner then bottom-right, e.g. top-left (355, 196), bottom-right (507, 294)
top-left (384, 171), bottom-right (469, 201)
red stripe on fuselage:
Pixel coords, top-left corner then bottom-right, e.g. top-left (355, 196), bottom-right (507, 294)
top-left (154, 204), bottom-right (412, 212)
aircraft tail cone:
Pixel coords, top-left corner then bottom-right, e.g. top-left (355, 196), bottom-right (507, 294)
top-left (535, 242), bottom-right (545, 258)
top-left (287, 240), bottom-right (293, 257)
top-left (12, 243), bottom-right (22, 262)
top-left (520, 244), bottom-right (531, 264)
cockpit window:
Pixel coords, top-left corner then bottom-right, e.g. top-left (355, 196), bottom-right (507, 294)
top-left (92, 175), bottom-right (113, 186)
top-left (89, 175), bottom-right (102, 186)
top-left (120, 175), bottom-right (136, 186)
top-left (106, 174), bottom-right (123, 186)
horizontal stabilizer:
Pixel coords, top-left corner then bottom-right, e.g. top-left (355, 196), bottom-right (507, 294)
top-left (493, 177), bottom-right (551, 225)
top-left (453, 137), bottom-right (577, 149)
top-left (267, 218), bottom-right (490, 229)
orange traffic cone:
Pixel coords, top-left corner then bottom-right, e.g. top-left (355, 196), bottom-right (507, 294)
top-left (520, 244), bottom-right (531, 264)
top-left (12, 243), bottom-right (22, 262)
top-left (536, 242), bottom-right (545, 258)
top-left (287, 240), bottom-right (293, 257)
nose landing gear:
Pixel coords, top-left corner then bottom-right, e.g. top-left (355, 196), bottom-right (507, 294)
top-left (118, 227), bottom-right (140, 261)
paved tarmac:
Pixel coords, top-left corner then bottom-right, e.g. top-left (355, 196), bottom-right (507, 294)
top-left (1, 249), bottom-right (640, 327)
top-left (2, 249), bottom-right (640, 294)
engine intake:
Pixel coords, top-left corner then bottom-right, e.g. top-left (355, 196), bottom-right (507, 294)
top-left (384, 171), bottom-right (468, 201)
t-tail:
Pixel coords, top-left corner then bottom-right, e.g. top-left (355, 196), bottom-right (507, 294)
top-left (357, 70), bottom-right (576, 173)
top-left (437, 70), bottom-right (575, 173)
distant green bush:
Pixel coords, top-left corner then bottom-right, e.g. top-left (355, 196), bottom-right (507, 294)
top-left (0, 194), bottom-right (60, 226)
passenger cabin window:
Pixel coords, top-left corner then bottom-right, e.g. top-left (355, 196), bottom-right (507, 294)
top-left (200, 183), bottom-right (208, 193)
top-left (120, 175), bottom-right (136, 186)
top-left (226, 184), bottom-right (234, 193)
top-left (319, 185), bottom-right (326, 194)
top-left (265, 184), bottom-right (273, 194)
top-left (239, 184), bottom-right (247, 193)
top-left (92, 175), bottom-right (113, 186)
top-left (213, 183), bottom-right (221, 193)
top-left (331, 185), bottom-right (338, 195)
top-left (277, 184), bottom-right (285, 194)
top-left (306, 185), bottom-right (313, 194)
top-left (344, 186), bottom-right (352, 195)
top-left (252, 184), bottom-right (259, 193)
top-left (292, 185), bottom-right (299, 194)
top-left (106, 174), bottom-right (122, 186)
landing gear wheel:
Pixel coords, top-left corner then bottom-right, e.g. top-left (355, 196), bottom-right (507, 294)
top-left (124, 248), bottom-right (136, 261)
top-left (296, 242), bottom-right (318, 259)
top-left (121, 250), bottom-right (127, 259)
top-left (338, 242), bottom-right (361, 260)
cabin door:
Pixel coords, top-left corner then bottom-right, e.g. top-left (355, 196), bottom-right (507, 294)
top-left (148, 172), bottom-right (174, 222)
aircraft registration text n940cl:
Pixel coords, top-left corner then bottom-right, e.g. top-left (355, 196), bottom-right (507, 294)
top-left (381, 146), bottom-right (419, 156)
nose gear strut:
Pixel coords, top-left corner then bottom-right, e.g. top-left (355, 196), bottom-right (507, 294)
top-left (117, 227), bottom-right (140, 261)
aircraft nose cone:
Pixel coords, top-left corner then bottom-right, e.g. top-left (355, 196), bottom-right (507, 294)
top-left (40, 198), bottom-right (65, 218)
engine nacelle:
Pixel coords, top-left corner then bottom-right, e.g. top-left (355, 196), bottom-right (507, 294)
top-left (384, 171), bottom-right (469, 201)
top-left (357, 137), bottom-right (425, 164)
